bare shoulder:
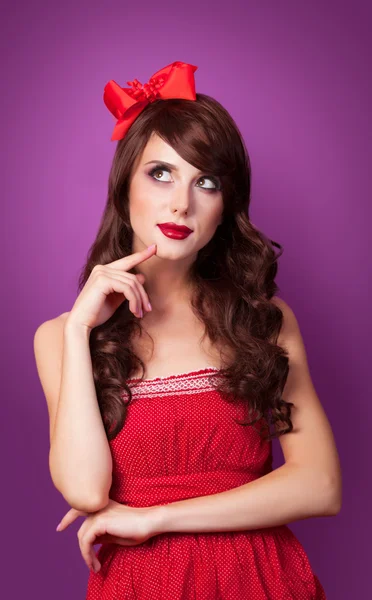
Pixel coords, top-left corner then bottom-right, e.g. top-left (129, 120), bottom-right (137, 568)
top-left (57, 311), bottom-right (71, 325)
top-left (268, 295), bottom-right (296, 348)
top-left (268, 294), bottom-right (311, 375)
top-left (34, 312), bottom-right (70, 345)
top-left (269, 295), bottom-right (287, 311)
top-left (33, 311), bottom-right (70, 443)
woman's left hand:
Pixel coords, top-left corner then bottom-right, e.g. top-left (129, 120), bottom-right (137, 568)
top-left (56, 499), bottom-right (161, 573)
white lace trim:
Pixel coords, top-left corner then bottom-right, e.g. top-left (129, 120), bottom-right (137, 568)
top-left (122, 366), bottom-right (222, 400)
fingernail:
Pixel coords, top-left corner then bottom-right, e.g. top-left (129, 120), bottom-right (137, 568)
top-left (147, 302), bottom-right (152, 311)
top-left (56, 522), bottom-right (62, 531)
top-left (140, 309), bottom-right (143, 318)
top-left (147, 244), bottom-right (156, 251)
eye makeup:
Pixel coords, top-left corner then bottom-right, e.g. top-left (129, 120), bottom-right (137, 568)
top-left (147, 162), bottom-right (222, 192)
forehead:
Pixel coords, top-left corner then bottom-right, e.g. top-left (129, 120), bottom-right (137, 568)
top-left (140, 132), bottom-right (183, 164)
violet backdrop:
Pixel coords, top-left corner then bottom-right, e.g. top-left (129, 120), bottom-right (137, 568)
top-left (1, 0), bottom-right (370, 598)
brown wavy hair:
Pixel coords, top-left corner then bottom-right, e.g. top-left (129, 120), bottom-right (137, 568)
top-left (77, 93), bottom-right (293, 442)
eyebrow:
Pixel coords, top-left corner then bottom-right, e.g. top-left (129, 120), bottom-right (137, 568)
top-left (144, 160), bottom-right (202, 173)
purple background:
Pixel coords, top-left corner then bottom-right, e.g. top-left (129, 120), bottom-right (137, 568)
top-left (2, 1), bottom-right (370, 598)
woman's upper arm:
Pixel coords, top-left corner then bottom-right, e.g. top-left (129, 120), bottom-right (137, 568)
top-left (270, 296), bottom-right (342, 509)
top-left (33, 312), bottom-right (69, 445)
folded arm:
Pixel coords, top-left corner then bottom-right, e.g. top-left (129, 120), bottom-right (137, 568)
top-left (151, 461), bottom-right (339, 535)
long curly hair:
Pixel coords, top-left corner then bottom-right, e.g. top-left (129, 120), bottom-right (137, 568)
top-left (77, 93), bottom-right (293, 443)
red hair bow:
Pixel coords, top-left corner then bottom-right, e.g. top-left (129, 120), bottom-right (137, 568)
top-left (103, 61), bottom-right (198, 141)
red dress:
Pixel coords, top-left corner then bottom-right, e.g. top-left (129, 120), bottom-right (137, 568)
top-left (86, 367), bottom-right (326, 599)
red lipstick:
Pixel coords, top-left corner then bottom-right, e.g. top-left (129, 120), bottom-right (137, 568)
top-left (157, 222), bottom-right (193, 240)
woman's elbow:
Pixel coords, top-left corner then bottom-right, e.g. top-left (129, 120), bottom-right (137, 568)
top-left (62, 490), bottom-right (110, 513)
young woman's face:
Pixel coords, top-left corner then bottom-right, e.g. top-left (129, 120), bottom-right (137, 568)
top-left (128, 133), bottom-right (224, 260)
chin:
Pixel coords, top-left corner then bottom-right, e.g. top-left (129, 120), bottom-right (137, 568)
top-left (155, 247), bottom-right (189, 260)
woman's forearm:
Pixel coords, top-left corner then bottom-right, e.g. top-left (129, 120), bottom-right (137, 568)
top-left (49, 319), bottom-right (112, 512)
top-left (152, 463), bottom-right (340, 535)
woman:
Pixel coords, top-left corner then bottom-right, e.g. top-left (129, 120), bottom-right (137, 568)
top-left (34, 61), bottom-right (341, 599)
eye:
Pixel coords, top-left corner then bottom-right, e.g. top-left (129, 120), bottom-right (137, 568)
top-left (148, 165), bottom-right (221, 192)
top-left (196, 176), bottom-right (221, 191)
top-left (149, 167), bottom-right (172, 182)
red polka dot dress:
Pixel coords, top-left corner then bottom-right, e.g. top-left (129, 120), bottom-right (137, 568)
top-left (86, 367), bottom-right (326, 599)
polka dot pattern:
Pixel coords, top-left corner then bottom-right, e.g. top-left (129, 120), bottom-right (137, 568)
top-left (86, 367), bottom-right (326, 599)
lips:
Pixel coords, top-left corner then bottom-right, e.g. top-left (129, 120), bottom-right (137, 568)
top-left (157, 222), bottom-right (193, 233)
top-left (157, 223), bottom-right (193, 240)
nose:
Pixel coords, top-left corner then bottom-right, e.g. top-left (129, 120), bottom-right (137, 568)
top-left (169, 185), bottom-right (192, 215)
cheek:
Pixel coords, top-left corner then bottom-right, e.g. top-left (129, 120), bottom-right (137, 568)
top-left (206, 201), bottom-right (223, 228)
top-left (130, 191), bottom-right (156, 221)
top-left (129, 176), bottom-right (155, 209)
top-left (197, 205), bottom-right (223, 243)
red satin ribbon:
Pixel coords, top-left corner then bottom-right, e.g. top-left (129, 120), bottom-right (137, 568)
top-left (103, 61), bottom-right (198, 141)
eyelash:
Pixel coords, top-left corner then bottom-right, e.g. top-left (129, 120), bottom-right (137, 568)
top-left (148, 164), bottom-right (222, 192)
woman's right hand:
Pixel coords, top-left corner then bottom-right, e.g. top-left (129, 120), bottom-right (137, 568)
top-left (66, 244), bottom-right (157, 331)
